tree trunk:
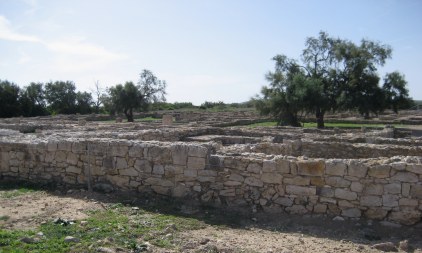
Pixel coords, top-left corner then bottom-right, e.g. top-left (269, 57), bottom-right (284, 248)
top-left (124, 108), bottom-right (134, 122)
top-left (316, 109), bottom-right (325, 128)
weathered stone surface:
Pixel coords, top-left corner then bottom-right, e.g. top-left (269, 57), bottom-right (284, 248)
top-left (334, 189), bottom-right (357, 201)
top-left (188, 145), bottom-right (208, 158)
top-left (389, 210), bottom-right (421, 225)
top-left (313, 204), bottom-right (327, 213)
top-left (66, 166), bottom-right (81, 174)
top-left (365, 208), bottom-right (388, 219)
top-left (274, 197), bottom-right (293, 206)
top-left (406, 164), bottom-right (422, 174)
top-left (152, 164), bottom-right (165, 175)
top-left (261, 173), bottom-right (282, 184)
top-left (347, 161), bottom-right (368, 177)
top-left (246, 162), bottom-right (261, 174)
top-left (224, 181), bottom-right (242, 186)
top-left (399, 198), bottom-right (418, 206)
top-left (244, 177), bottom-right (264, 187)
top-left (219, 189), bottom-right (236, 197)
top-left (283, 176), bottom-right (309, 186)
top-left (325, 160), bottom-right (347, 176)
top-left (262, 160), bottom-right (276, 172)
top-left (310, 177), bottom-right (325, 186)
top-left (391, 172), bottom-right (418, 182)
top-left (364, 184), bottom-right (383, 195)
top-left (187, 157), bottom-right (206, 170)
top-left (229, 173), bottom-right (244, 182)
top-left (119, 167), bottom-right (138, 177)
top-left (286, 185), bottom-right (316, 196)
top-left (115, 157), bottom-right (127, 170)
top-left (171, 145), bottom-right (188, 165)
top-left (297, 160), bottom-right (325, 176)
top-left (410, 185), bottom-right (422, 199)
top-left (368, 165), bottom-right (390, 178)
top-left (319, 187), bottom-right (334, 197)
top-left (360, 196), bottom-right (382, 207)
top-left (286, 205), bottom-right (308, 214)
top-left (275, 159), bottom-right (290, 173)
top-left (106, 175), bottom-right (129, 188)
top-left (325, 177), bottom-right (351, 188)
top-left (341, 208), bottom-right (361, 218)
top-left (384, 183), bottom-right (401, 194)
top-left (382, 194), bottom-right (399, 207)
top-left (350, 182), bottom-right (363, 192)
top-left (134, 159), bottom-right (152, 173)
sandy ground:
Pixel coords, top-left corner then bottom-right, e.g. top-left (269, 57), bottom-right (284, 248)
top-left (1, 189), bottom-right (422, 253)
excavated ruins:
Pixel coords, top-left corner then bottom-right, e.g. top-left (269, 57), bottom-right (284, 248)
top-left (1, 110), bottom-right (422, 226)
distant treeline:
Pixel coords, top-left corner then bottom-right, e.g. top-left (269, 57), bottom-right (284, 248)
top-left (0, 79), bottom-right (253, 118)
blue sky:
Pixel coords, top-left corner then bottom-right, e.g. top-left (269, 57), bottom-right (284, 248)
top-left (1, 0), bottom-right (421, 105)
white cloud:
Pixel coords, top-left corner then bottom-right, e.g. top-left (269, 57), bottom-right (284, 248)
top-left (0, 16), bottom-right (40, 42)
top-left (18, 49), bottom-right (31, 64)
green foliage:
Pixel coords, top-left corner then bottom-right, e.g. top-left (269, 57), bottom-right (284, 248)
top-left (107, 69), bottom-right (167, 122)
top-left (255, 31), bottom-right (412, 128)
top-left (0, 80), bottom-right (22, 118)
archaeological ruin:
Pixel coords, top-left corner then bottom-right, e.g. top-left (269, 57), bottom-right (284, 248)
top-left (1, 110), bottom-right (422, 225)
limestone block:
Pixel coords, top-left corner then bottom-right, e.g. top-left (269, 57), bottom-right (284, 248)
top-left (164, 165), bottom-right (184, 176)
top-left (47, 141), bottom-right (58, 151)
top-left (229, 173), bottom-right (244, 182)
top-left (44, 152), bottom-right (55, 163)
top-left (325, 177), bottom-right (351, 188)
top-left (119, 167), bottom-right (139, 177)
top-left (310, 177), bottom-right (325, 186)
top-left (297, 160), bottom-right (325, 176)
top-left (90, 166), bottom-right (105, 176)
top-left (338, 200), bottom-right (354, 207)
top-left (261, 173), bottom-right (282, 184)
top-left (224, 181), bottom-right (242, 186)
top-left (347, 161), bottom-right (368, 178)
top-left (110, 145), bottom-right (128, 157)
top-left (193, 185), bottom-right (201, 192)
top-left (172, 184), bottom-right (187, 197)
top-left (144, 177), bottom-right (163, 186)
top-left (402, 183), bottom-right (410, 197)
top-left (66, 166), bottom-right (82, 174)
top-left (274, 197), bottom-right (293, 206)
top-left (350, 182), bottom-right (363, 192)
top-left (187, 156), bottom-right (206, 170)
top-left (219, 189), bottom-right (236, 197)
top-left (115, 157), bottom-right (127, 170)
top-left (391, 162), bottom-right (406, 171)
top-left (134, 159), bottom-right (152, 173)
top-left (198, 176), bottom-right (216, 182)
top-left (319, 186), bottom-right (334, 197)
top-left (286, 185), bottom-right (316, 196)
top-left (58, 142), bottom-right (72, 151)
top-left (152, 164), bottom-right (165, 175)
top-left (365, 208), bottom-right (388, 220)
top-left (399, 198), bottom-right (418, 207)
top-left (66, 153), bottom-right (79, 166)
top-left (244, 177), bottom-right (264, 187)
top-left (285, 205), bottom-right (308, 214)
top-left (360, 196), bottom-right (382, 207)
top-left (368, 165), bottom-right (390, 178)
top-left (410, 185), bottom-right (422, 199)
top-left (171, 145), bottom-right (188, 165)
top-left (247, 163), bottom-right (261, 174)
top-left (334, 189), bottom-right (357, 201)
top-left (148, 146), bottom-right (172, 163)
top-left (283, 176), bottom-right (310, 186)
top-left (382, 194), bottom-right (399, 207)
top-left (129, 180), bottom-right (142, 188)
top-left (275, 159), bottom-right (290, 174)
top-left (313, 204), bottom-right (327, 213)
top-left (188, 145), bottom-right (208, 158)
top-left (198, 170), bottom-right (218, 177)
top-left (184, 169), bottom-right (198, 177)
top-left (364, 184), bottom-right (383, 195)
top-left (263, 160), bottom-right (276, 172)
top-left (391, 172), bottom-right (418, 182)
top-left (325, 160), bottom-right (347, 176)
top-left (384, 183), bottom-right (401, 194)
top-left (389, 210), bottom-right (421, 225)
top-left (128, 145), bottom-right (144, 158)
top-left (162, 114), bottom-right (173, 125)
top-left (342, 208), bottom-right (361, 218)
top-left (152, 186), bottom-right (171, 195)
top-left (224, 157), bottom-right (248, 171)
top-left (406, 164), bottom-right (422, 175)
top-left (106, 175), bottom-right (129, 188)
top-left (55, 151), bottom-right (67, 162)
top-left (63, 175), bottom-right (76, 184)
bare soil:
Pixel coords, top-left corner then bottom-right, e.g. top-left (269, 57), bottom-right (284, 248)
top-left (1, 188), bottom-right (422, 253)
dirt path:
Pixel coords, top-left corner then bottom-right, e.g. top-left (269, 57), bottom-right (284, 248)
top-left (1, 189), bottom-right (422, 253)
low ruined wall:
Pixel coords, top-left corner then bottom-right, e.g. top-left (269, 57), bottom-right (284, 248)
top-left (1, 137), bottom-right (421, 225)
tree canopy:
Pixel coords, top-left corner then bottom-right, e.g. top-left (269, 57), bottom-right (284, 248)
top-left (107, 69), bottom-right (167, 122)
top-left (255, 31), bottom-right (413, 127)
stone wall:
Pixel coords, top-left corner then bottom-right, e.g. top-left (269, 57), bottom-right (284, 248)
top-left (1, 137), bottom-right (421, 225)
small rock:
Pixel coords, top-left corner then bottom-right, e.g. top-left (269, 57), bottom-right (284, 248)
top-left (20, 237), bottom-right (39, 244)
top-left (67, 189), bottom-right (74, 194)
top-left (200, 238), bottom-right (210, 245)
top-left (80, 220), bottom-right (88, 226)
top-left (372, 242), bottom-right (397, 252)
top-left (131, 207), bottom-right (140, 210)
top-left (64, 236), bottom-right (80, 243)
top-left (356, 245), bottom-right (365, 251)
top-left (333, 216), bottom-right (345, 221)
top-left (398, 240), bottom-right (409, 252)
top-left (36, 232), bottom-right (44, 237)
top-left (251, 217), bottom-right (258, 222)
top-left (97, 247), bottom-right (115, 253)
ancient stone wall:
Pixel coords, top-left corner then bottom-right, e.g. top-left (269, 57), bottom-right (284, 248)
top-left (1, 137), bottom-right (421, 225)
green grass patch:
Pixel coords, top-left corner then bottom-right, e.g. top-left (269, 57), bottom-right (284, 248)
top-left (0, 204), bottom-right (205, 252)
top-left (0, 188), bottom-right (35, 199)
top-left (0, 216), bottom-right (10, 221)
top-left (135, 116), bottom-right (161, 122)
